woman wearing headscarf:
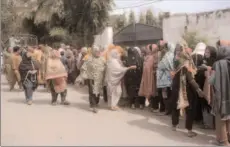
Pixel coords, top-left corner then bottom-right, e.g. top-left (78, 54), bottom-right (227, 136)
top-left (3, 47), bottom-right (13, 83)
top-left (139, 44), bottom-right (158, 106)
top-left (76, 45), bottom-right (106, 113)
top-left (103, 44), bottom-right (126, 104)
top-left (10, 46), bottom-right (22, 90)
top-left (70, 49), bottom-right (80, 82)
top-left (171, 43), bottom-right (205, 137)
top-left (199, 45), bottom-right (217, 129)
top-left (209, 46), bottom-right (230, 146)
top-left (106, 48), bottom-right (136, 111)
top-left (156, 43), bottom-right (175, 115)
top-left (77, 47), bottom-right (88, 71)
top-left (124, 47), bottom-right (144, 109)
top-left (45, 49), bottom-right (69, 105)
top-left (19, 48), bottom-right (39, 105)
top-left (41, 45), bottom-right (52, 90)
top-left (32, 45), bottom-right (43, 85)
top-left (66, 47), bottom-right (75, 84)
top-left (192, 42), bottom-right (207, 123)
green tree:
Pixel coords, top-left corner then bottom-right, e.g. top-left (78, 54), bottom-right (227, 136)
top-left (182, 31), bottom-right (208, 50)
top-left (145, 9), bottom-right (157, 26)
top-left (113, 13), bottom-right (127, 33)
top-left (139, 12), bottom-right (145, 24)
top-left (1, 0), bottom-right (26, 47)
top-left (14, 0), bottom-right (114, 46)
top-left (128, 10), bottom-right (136, 24)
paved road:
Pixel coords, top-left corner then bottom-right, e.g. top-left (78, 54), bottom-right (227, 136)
top-left (1, 75), bottom-right (215, 146)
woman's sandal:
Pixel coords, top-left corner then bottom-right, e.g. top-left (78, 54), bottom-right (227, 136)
top-left (187, 131), bottom-right (197, 138)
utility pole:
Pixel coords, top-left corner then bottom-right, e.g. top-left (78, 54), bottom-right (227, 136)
top-left (133, 22), bottom-right (136, 46)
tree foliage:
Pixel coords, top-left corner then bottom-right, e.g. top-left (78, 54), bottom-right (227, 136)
top-left (128, 10), bottom-right (136, 24)
top-left (145, 9), bottom-right (157, 26)
top-left (139, 12), bottom-right (145, 24)
top-left (182, 31), bottom-right (208, 50)
top-left (112, 13), bottom-right (127, 33)
top-left (1, 0), bottom-right (26, 47)
top-left (8, 0), bottom-right (114, 46)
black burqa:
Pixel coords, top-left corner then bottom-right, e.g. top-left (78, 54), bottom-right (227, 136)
top-left (19, 52), bottom-right (39, 90)
top-left (192, 53), bottom-right (206, 122)
top-left (124, 47), bottom-right (144, 105)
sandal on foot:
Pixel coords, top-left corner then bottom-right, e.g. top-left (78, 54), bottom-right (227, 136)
top-left (51, 102), bottom-right (57, 106)
top-left (61, 101), bottom-right (70, 105)
top-left (187, 131), bottom-right (197, 138)
top-left (110, 107), bottom-right (118, 111)
top-left (131, 104), bottom-right (136, 109)
top-left (90, 107), bottom-right (98, 113)
top-left (27, 100), bottom-right (33, 105)
top-left (140, 105), bottom-right (144, 110)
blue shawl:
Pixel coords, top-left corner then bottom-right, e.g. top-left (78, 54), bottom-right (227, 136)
top-left (157, 43), bottom-right (175, 88)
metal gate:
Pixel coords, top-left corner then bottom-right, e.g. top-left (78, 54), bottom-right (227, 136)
top-left (6, 34), bottom-right (38, 48)
top-left (15, 34), bottom-right (38, 47)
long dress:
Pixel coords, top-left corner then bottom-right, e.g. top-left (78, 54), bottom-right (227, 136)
top-left (124, 48), bottom-right (143, 106)
top-left (10, 53), bottom-right (22, 89)
top-left (138, 45), bottom-right (158, 98)
top-left (106, 50), bottom-right (128, 107)
top-left (19, 52), bottom-right (39, 100)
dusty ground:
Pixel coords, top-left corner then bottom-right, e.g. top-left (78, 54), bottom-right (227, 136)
top-left (1, 75), bottom-right (215, 146)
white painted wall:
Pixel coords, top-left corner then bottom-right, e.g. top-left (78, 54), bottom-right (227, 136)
top-left (163, 8), bottom-right (230, 46)
top-left (94, 27), bottom-right (113, 49)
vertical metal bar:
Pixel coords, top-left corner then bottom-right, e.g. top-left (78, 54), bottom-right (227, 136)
top-left (134, 23), bottom-right (137, 46)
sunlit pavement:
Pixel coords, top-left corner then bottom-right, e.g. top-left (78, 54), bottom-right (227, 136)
top-left (1, 75), bottom-right (215, 146)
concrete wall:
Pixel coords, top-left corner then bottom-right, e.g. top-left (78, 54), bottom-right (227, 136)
top-left (94, 27), bottom-right (113, 49)
top-left (163, 8), bottom-right (230, 46)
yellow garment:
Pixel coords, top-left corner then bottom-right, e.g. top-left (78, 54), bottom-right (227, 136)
top-left (3, 51), bottom-right (12, 81)
top-left (31, 50), bottom-right (43, 63)
top-left (11, 53), bottom-right (22, 71)
top-left (83, 48), bottom-right (92, 61)
top-left (10, 53), bottom-right (22, 88)
top-left (46, 50), bottom-right (67, 80)
top-left (103, 44), bottom-right (115, 61)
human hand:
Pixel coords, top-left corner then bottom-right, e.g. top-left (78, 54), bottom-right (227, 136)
top-left (129, 65), bottom-right (137, 69)
top-left (207, 66), bottom-right (212, 71)
top-left (29, 70), bottom-right (37, 74)
top-left (170, 71), bottom-right (175, 79)
top-left (197, 89), bottom-right (205, 98)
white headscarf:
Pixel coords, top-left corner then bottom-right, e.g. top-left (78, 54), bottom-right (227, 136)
top-left (106, 49), bottom-right (128, 86)
top-left (81, 47), bottom-right (88, 53)
top-left (192, 42), bottom-right (206, 56)
top-left (91, 45), bottom-right (100, 57)
top-left (108, 49), bottom-right (120, 60)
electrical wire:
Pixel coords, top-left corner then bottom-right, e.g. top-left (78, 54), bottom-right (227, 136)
top-left (115, 0), bottom-right (162, 10)
top-left (73, 0), bottom-right (163, 15)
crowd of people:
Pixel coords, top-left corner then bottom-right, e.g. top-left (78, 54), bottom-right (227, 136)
top-left (2, 39), bottom-right (230, 146)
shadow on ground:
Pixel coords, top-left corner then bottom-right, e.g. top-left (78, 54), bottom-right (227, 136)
top-left (69, 99), bottom-right (110, 113)
top-left (7, 98), bottom-right (51, 106)
top-left (127, 117), bottom-right (214, 146)
top-left (1, 88), bottom-right (23, 93)
top-left (69, 85), bottom-right (88, 94)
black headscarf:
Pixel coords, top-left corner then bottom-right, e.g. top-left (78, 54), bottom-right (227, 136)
top-left (126, 47), bottom-right (142, 68)
top-left (124, 47), bottom-right (143, 88)
top-left (204, 46), bottom-right (217, 66)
